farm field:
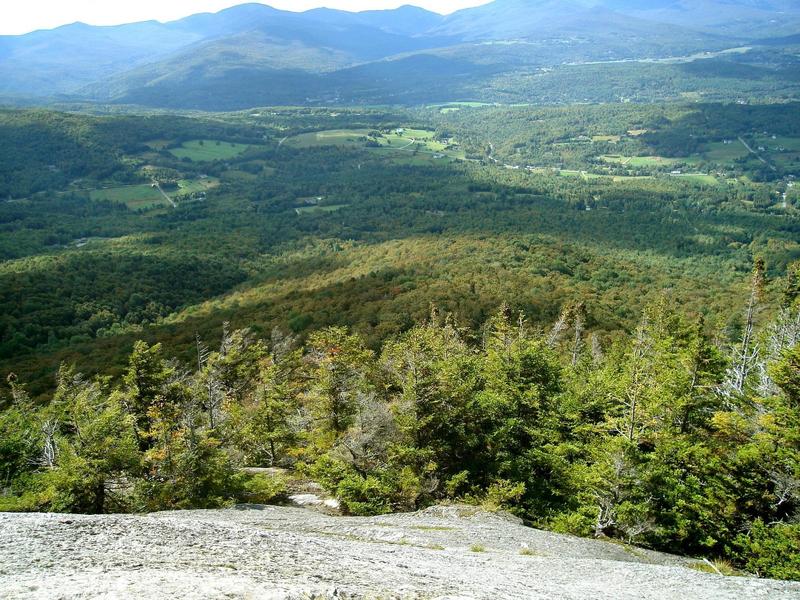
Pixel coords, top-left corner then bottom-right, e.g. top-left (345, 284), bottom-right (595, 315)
top-left (559, 169), bottom-right (602, 179)
top-left (287, 128), bottom-right (465, 160)
top-left (390, 154), bottom-right (456, 166)
top-left (144, 139), bottom-right (173, 150)
top-left (176, 178), bottom-right (219, 195)
top-left (558, 169), bottom-right (652, 183)
top-left (600, 154), bottom-right (679, 167)
top-left (286, 129), bottom-right (372, 148)
top-left (375, 128), bottom-right (463, 157)
top-left (429, 102), bottom-right (498, 113)
top-left (771, 153), bottom-right (800, 171)
top-left (754, 136), bottom-right (800, 152)
top-left (671, 173), bottom-right (720, 185)
top-left (89, 184), bottom-right (169, 210)
top-left (752, 137), bottom-right (800, 173)
top-left (169, 140), bottom-right (252, 161)
top-left (702, 141), bottom-right (748, 162)
top-left (295, 204), bottom-right (349, 214)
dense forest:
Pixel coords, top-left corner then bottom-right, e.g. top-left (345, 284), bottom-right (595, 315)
top-left (2, 267), bottom-right (799, 579)
top-left (1, 104), bottom-right (799, 396)
top-left (1, 100), bottom-right (799, 580)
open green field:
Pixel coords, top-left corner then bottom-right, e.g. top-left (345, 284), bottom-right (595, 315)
top-left (390, 155), bottom-right (456, 166)
top-left (600, 154), bottom-right (679, 167)
top-left (592, 135), bottom-right (621, 143)
top-left (169, 140), bottom-right (251, 161)
top-left (377, 129), bottom-right (448, 152)
top-left (755, 136), bottom-right (800, 152)
top-left (671, 173), bottom-right (719, 185)
top-left (753, 136), bottom-right (800, 173)
top-left (176, 178), bottom-right (219, 194)
top-left (558, 170), bottom-right (651, 183)
top-left (559, 170), bottom-right (604, 180)
top-left (771, 153), bottom-right (800, 171)
top-left (702, 141), bottom-right (748, 162)
top-left (295, 204), bottom-right (349, 214)
top-left (429, 102), bottom-right (497, 112)
top-left (287, 128), bottom-right (465, 160)
top-left (376, 129), bottom-right (465, 159)
top-left (287, 129), bottom-right (372, 148)
top-left (89, 184), bottom-right (169, 210)
top-left (144, 139), bottom-right (173, 150)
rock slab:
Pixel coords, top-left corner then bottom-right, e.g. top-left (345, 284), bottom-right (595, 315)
top-left (1, 505), bottom-right (799, 599)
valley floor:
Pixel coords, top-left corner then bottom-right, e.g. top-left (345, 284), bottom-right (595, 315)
top-left (1, 505), bottom-right (798, 599)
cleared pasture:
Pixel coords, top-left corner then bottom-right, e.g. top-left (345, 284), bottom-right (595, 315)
top-left (671, 173), bottom-right (719, 185)
top-left (754, 136), bottom-right (800, 152)
top-left (170, 140), bottom-right (251, 161)
top-left (89, 184), bottom-right (168, 210)
top-left (295, 204), bottom-right (349, 214)
top-left (702, 142), bottom-right (748, 162)
top-left (286, 128), bottom-right (465, 160)
top-left (144, 139), bottom-right (174, 150)
top-left (286, 130), bottom-right (372, 148)
top-left (559, 170), bottom-right (651, 183)
top-left (600, 155), bottom-right (679, 167)
top-left (592, 135), bottom-right (621, 143)
top-left (177, 178), bottom-right (219, 194)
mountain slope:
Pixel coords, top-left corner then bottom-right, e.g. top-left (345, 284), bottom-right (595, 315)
top-left (1, 0), bottom-right (800, 107)
top-left (438, 0), bottom-right (800, 39)
top-left (82, 0), bottom-right (736, 109)
top-left (304, 4), bottom-right (446, 35)
top-left (609, 0), bottom-right (800, 37)
top-left (0, 21), bottom-right (202, 96)
top-left (0, 3), bottom-right (453, 100)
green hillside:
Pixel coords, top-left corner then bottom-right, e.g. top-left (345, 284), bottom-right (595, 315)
top-left (2, 3), bottom-right (800, 576)
top-left (2, 1), bottom-right (800, 110)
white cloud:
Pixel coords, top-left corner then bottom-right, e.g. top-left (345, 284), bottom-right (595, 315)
top-left (0, 1), bottom-right (491, 35)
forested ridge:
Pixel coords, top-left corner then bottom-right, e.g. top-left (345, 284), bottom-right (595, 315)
top-left (1, 101), bottom-right (800, 581)
top-left (4, 0), bottom-right (800, 593)
top-left (2, 103), bottom-right (799, 397)
top-left (2, 261), bottom-right (799, 579)
top-left (5, 1), bottom-right (800, 110)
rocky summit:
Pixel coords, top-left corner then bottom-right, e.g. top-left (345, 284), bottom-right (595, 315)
top-left (2, 505), bottom-right (799, 599)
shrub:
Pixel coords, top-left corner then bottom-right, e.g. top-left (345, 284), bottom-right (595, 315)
top-left (548, 511), bottom-right (594, 537)
top-left (239, 473), bottom-right (288, 505)
top-left (336, 473), bottom-right (393, 516)
top-left (734, 521), bottom-right (800, 580)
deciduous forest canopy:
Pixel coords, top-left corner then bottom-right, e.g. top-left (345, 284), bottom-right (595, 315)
top-left (1, 0), bottom-right (800, 585)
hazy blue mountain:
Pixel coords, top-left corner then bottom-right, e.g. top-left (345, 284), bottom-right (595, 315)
top-left (0, 3), bottom-right (453, 100)
top-left (1, 0), bottom-right (799, 107)
top-left (606, 0), bottom-right (800, 37)
top-left (437, 0), bottom-right (800, 40)
top-left (434, 0), bottom-right (723, 51)
top-left (303, 5), bottom-right (446, 36)
top-left (0, 21), bottom-right (202, 95)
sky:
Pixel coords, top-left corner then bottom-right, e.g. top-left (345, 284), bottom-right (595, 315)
top-left (0, 0), bottom-right (492, 35)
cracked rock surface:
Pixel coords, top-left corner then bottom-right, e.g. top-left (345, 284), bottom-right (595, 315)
top-left (2, 504), bottom-right (799, 599)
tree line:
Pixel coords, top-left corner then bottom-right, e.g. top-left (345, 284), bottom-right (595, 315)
top-left (2, 262), bottom-right (799, 579)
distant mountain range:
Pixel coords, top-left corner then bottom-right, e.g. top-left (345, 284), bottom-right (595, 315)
top-left (1, 0), bottom-right (799, 109)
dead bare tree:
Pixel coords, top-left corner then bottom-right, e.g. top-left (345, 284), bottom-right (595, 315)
top-left (769, 464), bottom-right (800, 511)
top-left (571, 302), bottom-right (586, 366)
top-left (757, 307), bottom-right (800, 397)
top-left (719, 259), bottom-right (765, 402)
top-left (611, 316), bottom-right (654, 444)
top-left (37, 419), bottom-right (58, 468)
top-left (547, 306), bottom-right (570, 349)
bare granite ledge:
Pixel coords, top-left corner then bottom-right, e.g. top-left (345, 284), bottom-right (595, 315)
top-left (1, 505), bottom-right (799, 599)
